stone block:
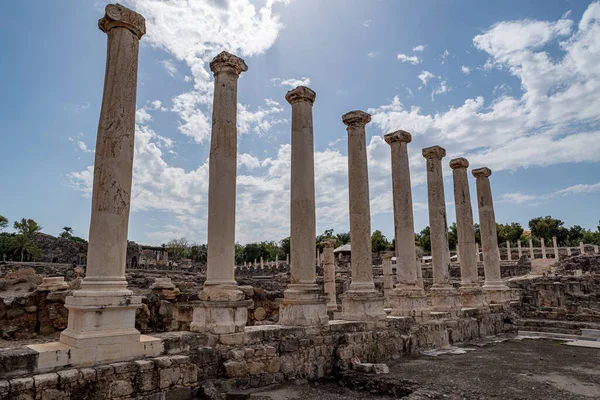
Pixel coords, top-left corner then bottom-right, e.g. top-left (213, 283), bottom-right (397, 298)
top-left (112, 361), bottom-right (138, 374)
top-left (134, 359), bottom-right (155, 371)
top-left (33, 373), bottom-right (58, 388)
top-left (94, 365), bottom-right (115, 378)
top-left (265, 358), bottom-right (280, 374)
top-left (219, 332), bottom-right (245, 345)
top-left (110, 380), bottom-right (134, 397)
top-left (248, 361), bottom-right (265, 375)
top-left (78, 368), bottom-right (96, 383)
top-left (223, 360), bottom-right (248, 378)
top-left (153, 356), bottom-right (173, 368)
top-left (9, 377), bottom-right (34, 392)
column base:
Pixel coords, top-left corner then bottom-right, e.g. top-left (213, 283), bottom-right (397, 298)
top-left (483, 285), bottom-right (512, 304)
top-left (458, 285), bottom-right (488, 309)
top-left (278, 284), bottom-right (329, 326)
top-left (335, 290), bottom-right (386, 321)
top-left (27, 292), bottom-right (162, 371)
top-left (190, 299), bottom-right (253, 334)
top-left (388, 289), bottom-right (429, 320)
top-left (429, 285), bottom-right (462, 314)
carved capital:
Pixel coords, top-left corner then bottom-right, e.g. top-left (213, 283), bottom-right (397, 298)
top-left (381, 252), bottom-right (394, 261)
top-left (210, 51), bottom-right (248, 76)
top-left (98, 4), bottom-right (146, 39)
top-left (342, 110), bottom-right (371, 128)
top-left (285, 86), bottom-right (316, 105)
top-left (384, 130), bottom-right (412, 145)
top-left (321, 238), bottom-right (337, 248)
top-left (422, 145), bottom-right (446, 160)
top-left (472, 167), bottom-right (492, 179)
top-left (449, 157), bottom-right (469, 170)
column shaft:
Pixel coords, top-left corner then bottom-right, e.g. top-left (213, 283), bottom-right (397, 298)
top-left (322, 239), bottom-right (337, 312)
top-left (553, 237), bottom-right (559, 259)
top-left (541, 238), bottom-right (546, 259)
top-left (529, 238), bottom-right (534, 259)
top-left (473, 168), bottom-right (507, 290)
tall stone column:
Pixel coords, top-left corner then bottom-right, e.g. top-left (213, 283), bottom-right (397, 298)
top-left (580, 241), bottom-right (585, 255)
top-left (529, 238), bottom-right (534, 259)
top-left (28, 4), bottom-right (162, 368)
top-left (449, 158), bottom-right (485, 309)
top-left (553, 237), bottom-right (559, 259)
top-left (472, 167), bottom-right (510, 304)
top-left (279, 86), bottom-right (328, 326)
top-left (336, 111), bottom-right (385, 321)
top-left (382, 252), bottom-right (394, 307)
top-left (422, 146), bottom-right (461, 313)
top-left (384, 130), bottom-right (428, 316)
top-left (192, 51), bottom-right (251, 337)
top-left (541, 238), bottom-right (546, 259)
top-left (506, 241), bottom-right (512, 261)
top-left (322, 239), bottom-right (338, 313)
top-left (518, 241), bottom-right (522, 258)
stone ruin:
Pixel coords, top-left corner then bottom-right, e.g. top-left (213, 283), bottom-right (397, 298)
top-left (1, 4), bottom-right (599, 399)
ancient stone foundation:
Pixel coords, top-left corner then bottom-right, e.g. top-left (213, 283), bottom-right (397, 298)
top-left (1, 311), bottom-right (514, 398)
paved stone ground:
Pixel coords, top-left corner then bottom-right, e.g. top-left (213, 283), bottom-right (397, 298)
top-left (237, 338), bottom-right (600, 399)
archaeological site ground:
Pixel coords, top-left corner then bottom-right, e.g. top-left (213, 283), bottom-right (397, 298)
top-left (1, 3), bottom-right (600, 400)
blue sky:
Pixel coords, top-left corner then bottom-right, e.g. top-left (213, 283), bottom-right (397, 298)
top-left (1, 0), bottom-right (599, 245)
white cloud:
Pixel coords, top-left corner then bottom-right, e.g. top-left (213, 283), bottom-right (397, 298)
top-left (363, 19), bottom-right (372, 27)
top-left (369, 3), bottom-right (600, 174)
top-left (431, 80), bottom-right (450, 101)
top-left (270, 77), bottom-right (311, 88)
top-left (160, 59), bottom-right (177, 77)
top-left (413, 45), bottom-right (425, 52)
top-left (418, 70), bottom-right (435, 86)
top-left (77, 141), bottom-right (93, 153)
top-left (461, 65), bottom-right (471, 74)
top-left (237, 98), bottom-right (286, 136)
top-left (367, 51), bottom-right (379, 58)
top-left (441, 49), bottom-right (450, 64)
top-left (499, 181), bottom-right (600, 205)
top-left (135, 108), bottom-right (152, 124)
top-left (397, 53), bottom-right (422, 64)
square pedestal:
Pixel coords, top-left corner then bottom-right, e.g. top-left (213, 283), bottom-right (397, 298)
top-left (335, 290), bottom-right (386, 321)
top-left (388, 290), bottom-right (429, 320)
top-left (484, 287), bottom-right (512, 304)
top-left (27, 293), bottom-right (162, 371)
top-left (458, 286), bottom-right (488, 310)
top-left (190, 299), bottom-right (253, 334)
top-left (429, 286), bottom-right (462, 315)
top-left (278, 286), bottom-right (329, 326)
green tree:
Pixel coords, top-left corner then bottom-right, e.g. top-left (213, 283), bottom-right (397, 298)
top-left (529, 216), bottom-right (568, 244)
top-left (0, 215), bottom-right (8, 231)
top-left (12, 218), bottom-right (42, 261)
top-left (371, 230), bottom-right (389, 253)
top-left (335, 231), bottom-right (351, 245)
top-left (447, 223), bottom-right (458, 251)
top-left (243, 243), bottom-right (263, 263)
top-left (280, 237), bottom-right (291, 257)
top-left (166, 238), bottom-right (189, 260)
top-left (415, 226), bottom-right (431, 252)
top-left (60, 226), bottom-right (73, 239)
top-left (496, 222), bottom-right (524, 244)
top-left (567, 225), bottom-right (585, 244)
top-left (316, 229), bottom-right (335, 251)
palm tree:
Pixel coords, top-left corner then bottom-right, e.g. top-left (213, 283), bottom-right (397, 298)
top-left (12, 218), bottom-right (42, 261)
top-left (60, 226), bottom-right (73, 239)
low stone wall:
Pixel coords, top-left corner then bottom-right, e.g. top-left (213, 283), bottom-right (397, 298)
top-left (0, 309), bottom-right (515, 398)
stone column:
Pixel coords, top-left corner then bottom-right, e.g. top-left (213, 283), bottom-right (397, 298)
top-left (260, 256), bottom-right (264, 269)
top-left (476, 242), bottom-right (481, 261)
top-left (423, 146), bottom-right (461, 313)
top-left (567, 247), bottom-right (572, 256)
top-left (529, 238), bottom-right (534, 259)
top-left (506, 241), bottom-right (511, 261)
top-left (384, 130), bottom-right (427, 316)
top-left (518, 241), bottom-right (522, 258)
top-left (472, 167), bottom-right (510, 304)
top-left (594, 245), bottom-right (599, 255)
top-left (286, 254), bottom-right (289, 264)
top-left (382, 252), bottom-right (394, 307)
top-left (322, 239), bottom-right (338, 312)
top-left (541, 238), bottom-right (546, 259)
top-left (279, 86), bottom-right (328, 326)
top-left (336, 111), bottom-right (385, 321)
top-left (192, 51), bottom-right (251, 337)
top-left (28, 4), bottom-right (162, 368)
top-left (553, 237), bottom-right (559, 259)
top-left (449, 157), bottom-right (485, 308)
top-left (580, 241), bottom-right (585, 255)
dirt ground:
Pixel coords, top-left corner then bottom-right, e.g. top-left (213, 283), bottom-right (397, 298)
top-left (238, 337), bottom-right (600, 399)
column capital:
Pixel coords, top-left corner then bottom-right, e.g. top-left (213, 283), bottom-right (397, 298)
top-left (285, 86), bottom-right (316, 105)
top-left (321, 238), bottom-right (337, 248)
top-left (381, 251), bottom-right (394, 261)
top-left (210, 51), bottom-right (248, 76)
top-left (98, 4), bottom-right (146, 39)
top-left (472, 167), bottom-right (492, 179)
top-left (422, 145), bottom-right (446, 160)
top-left (384, 130), bottom-right (412, 145)
top-left (342, 110), bottom-right (371, 128)
top-left (449, 157), bottom-right (469, 170)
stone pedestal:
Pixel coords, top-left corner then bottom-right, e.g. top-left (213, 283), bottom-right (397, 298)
top-left (191, 300), bottom-right (253, 335)
top-left (337, 111), bottom-right (385, 320)
top-left (38, 277), bottom-right (69, 292)
top-left (279, 86), bottom-right (328, 326)
top-left (472, 167), bottom-right (510, 303)
top-left (423, 146), bottom-right (461, 313)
